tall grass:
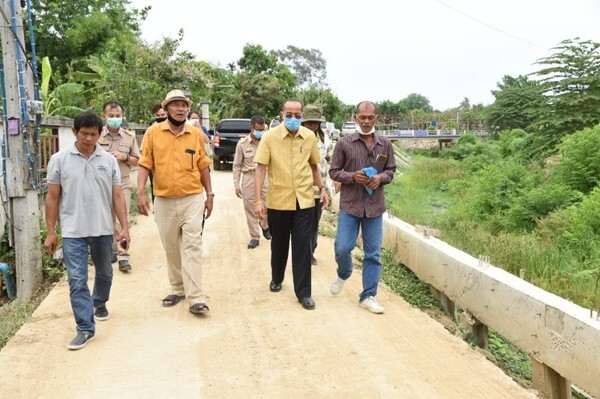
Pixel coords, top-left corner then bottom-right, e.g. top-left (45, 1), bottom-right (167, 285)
top-left (388, 155), bottom-right (599, 309)
top-left (386, 156), bottom-right (462, 226)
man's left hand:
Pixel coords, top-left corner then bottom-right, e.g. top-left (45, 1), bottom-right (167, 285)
top-left (320, 189), bottom-right (330, 210)
top-left (366, 174), bottom-right (382, 190)
top-left (204, 196), bottom-right (213, 219)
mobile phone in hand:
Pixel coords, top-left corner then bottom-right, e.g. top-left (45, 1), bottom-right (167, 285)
top-left (119, 239), bottom-right (128, 249)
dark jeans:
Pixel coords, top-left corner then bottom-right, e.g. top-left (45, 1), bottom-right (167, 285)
top-left (63, 235), bottom-right (113, 333)
top-left (268, 203), bottom-right (314, 298)
top-left (310, 199), bottom-right (323, 255)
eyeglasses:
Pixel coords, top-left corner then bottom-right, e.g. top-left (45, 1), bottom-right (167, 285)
top-left (284, 113), bottom-right (302, 119)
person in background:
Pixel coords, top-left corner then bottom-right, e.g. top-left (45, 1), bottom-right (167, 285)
top-left (152, 103), bottom-right (167, 124)
top-left (44, 111), bottom-right (130, 350)
top-left (300, 105), bottom-right (332, 265)
top-left (99, 101), bottom-right (140, 272)
top-left (253, 98), bottom-right (329, 310)
top-left (328, 101), bottom-right (396, 314)
top-left (232, 115), bottom-right (271, 249)
top-left (137, 89), bottom-right (214, 315)
top-left (187, 110), bottom-right (210, 144)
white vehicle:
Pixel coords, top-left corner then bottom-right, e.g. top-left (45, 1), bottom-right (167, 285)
top-left (320, 121), bottom-right (340, 141)
top-left (341, 121), bottom-right (357, 137)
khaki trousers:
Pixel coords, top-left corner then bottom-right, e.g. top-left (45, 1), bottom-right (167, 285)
top-left (242, 172), bottom-right (268, 239)
top-left (153, 193), bottom-right (206, 306)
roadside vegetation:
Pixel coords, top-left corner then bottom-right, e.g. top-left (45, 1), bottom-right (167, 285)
top-left (388, 125), bottom-right (600, 309)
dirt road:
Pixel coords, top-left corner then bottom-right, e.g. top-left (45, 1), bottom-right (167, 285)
top-left (0, 170), bottom-right (538, 398)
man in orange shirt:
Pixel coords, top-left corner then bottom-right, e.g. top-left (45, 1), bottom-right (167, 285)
top-left (136, 89), bottom-right (214, 315)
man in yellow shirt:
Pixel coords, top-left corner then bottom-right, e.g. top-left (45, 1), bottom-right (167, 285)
top-left (254, 99), bottom-right (329, 310)
top-left (136, 89), bottom-right (214, 315)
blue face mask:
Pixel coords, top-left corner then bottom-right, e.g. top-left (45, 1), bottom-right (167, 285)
top-left (107, 117), bottom-right (122, 129)
top-left (284, 117), bottom-right (302, 131)
top-left (253, 130), bottom-right (264, 139)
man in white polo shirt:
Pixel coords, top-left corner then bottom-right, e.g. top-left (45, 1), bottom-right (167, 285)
top-left (44, 111), bottom-right (130, 350)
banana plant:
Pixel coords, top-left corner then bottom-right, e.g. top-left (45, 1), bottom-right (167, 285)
top-left (40, 56), bottom-right (85, 117)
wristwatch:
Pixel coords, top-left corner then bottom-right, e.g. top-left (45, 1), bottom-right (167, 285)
top-left (206, 192), bottom-right (215, 197)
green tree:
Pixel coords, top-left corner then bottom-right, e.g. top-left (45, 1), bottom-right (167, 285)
top-left (486, 75), bottom-right (544, 132)
top-left (400, 93), bottom-right (433, 112)
top-left (532, 38), bottom-right (600, 148)
top-left (226, 44), bottom-right (296, 119)
top-left (297, 87), bottom-right (345, 126)
top-left (275, 45), bottom-right (328, 89)
top-left (28, 0), bottom-right (147, 79)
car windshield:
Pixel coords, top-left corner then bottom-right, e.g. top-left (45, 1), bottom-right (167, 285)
top-left (218, 120), bottom-right (251, 133)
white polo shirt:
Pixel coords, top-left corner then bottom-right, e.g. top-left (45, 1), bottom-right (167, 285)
top-left (46, 143), bottom-right (121, 238)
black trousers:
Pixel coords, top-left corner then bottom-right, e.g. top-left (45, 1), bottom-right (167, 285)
top-left (310, 199), bottom-right (323, 255)
top-left (268, 203), bottom-right (314, 298)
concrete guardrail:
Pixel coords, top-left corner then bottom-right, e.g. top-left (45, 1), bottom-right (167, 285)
top-left (382, 215), bottom-right (600, 399)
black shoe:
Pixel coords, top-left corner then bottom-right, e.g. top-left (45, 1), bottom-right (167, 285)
top-left (118, 260), bottom-right (131, 271)
top-left (111, 253), bottom-right (117, 263)
top-left (311, 256), bottom-right (318, 265)
top-left (262, 228), bottom-right (272, 240)
top-left (298, 297), bottom-right (315, 310)
top-left (269, 281), bottom-right (282, 292)
top-left (68, 331), bottom-right (95, 350)
top-left (94, 306), bottom-right (109, 321)
top-left (248, 239), bottom-right (259, 249)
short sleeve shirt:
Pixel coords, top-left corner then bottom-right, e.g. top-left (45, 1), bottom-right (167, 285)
top-left (254, 124), bottom-right (320, 210)
top-left (98, 126), bottom-right (140, 183)
top-left (46, 144), bottom-right (121, 238)
top-left (138, 121), bottom-right (212, 197)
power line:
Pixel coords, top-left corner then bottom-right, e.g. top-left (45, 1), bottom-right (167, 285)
top-left (433, 0), bottom-right (547, 50)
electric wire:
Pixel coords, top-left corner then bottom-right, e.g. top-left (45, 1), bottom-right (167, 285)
top-left (432, 0), bottom-right (547, 50)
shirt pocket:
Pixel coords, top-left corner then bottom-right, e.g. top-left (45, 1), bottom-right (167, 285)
top-left (118, 144), bottom-right (131, 154)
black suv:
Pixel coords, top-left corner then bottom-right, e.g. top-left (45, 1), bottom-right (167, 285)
top-left (212, 118), bottom-right (251, 170)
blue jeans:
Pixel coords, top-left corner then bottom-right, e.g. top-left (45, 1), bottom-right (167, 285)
top-left (334, 211), bottom-right (383, 302)
top-left (63, 235), bottom-right (113, 333)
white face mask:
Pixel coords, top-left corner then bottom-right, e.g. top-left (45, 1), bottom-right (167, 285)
top-left (189, 119), bottom-right (200, 127)
top-left (356, 125), bottom-right (375, 135)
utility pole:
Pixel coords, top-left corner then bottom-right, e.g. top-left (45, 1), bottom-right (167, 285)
top-left (0, 0), bottom-right (42, 300)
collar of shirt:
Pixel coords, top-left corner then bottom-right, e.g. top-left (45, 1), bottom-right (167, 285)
top-left (68, 143), bottom-right (105, 157)
top-left (163, 122), bottom-right (192, 136)
top-left (350, 132), bottom-right (384, 146)
top-left (101, 126), bottom-right (124, 139)
top-left (277, 124), bottom-right (313, 140)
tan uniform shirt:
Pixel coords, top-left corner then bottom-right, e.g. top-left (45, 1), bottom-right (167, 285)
top-left (99, 126), bottom-right (141, 186)
top-left (232, 135), bottom-right (260, 188)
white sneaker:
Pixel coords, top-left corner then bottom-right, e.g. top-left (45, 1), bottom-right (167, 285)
top-left (360, 296), bottom-right (384, 314)
top-left (330, 277), bottom-right (346, 295)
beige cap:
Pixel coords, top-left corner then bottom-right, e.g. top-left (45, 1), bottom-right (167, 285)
top-left (161, 89), bottom-right (193, 108)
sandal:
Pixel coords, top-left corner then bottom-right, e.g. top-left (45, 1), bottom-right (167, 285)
top-left (189, 303), bottom-right (209, 314)
top-left (162, 294), bottom-right (185, 307)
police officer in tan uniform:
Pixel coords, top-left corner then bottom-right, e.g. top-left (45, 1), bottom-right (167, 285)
top-left (99, 101), bottom-right (141, 271)
top-left (232, 115), bottom-right (271, 249)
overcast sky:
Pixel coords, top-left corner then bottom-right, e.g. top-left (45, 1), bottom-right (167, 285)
top-left (130, 0), bottom-right (599, 111)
